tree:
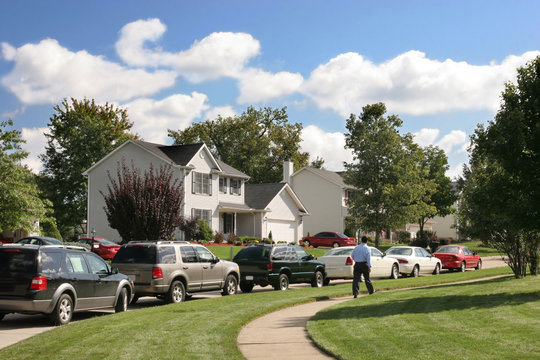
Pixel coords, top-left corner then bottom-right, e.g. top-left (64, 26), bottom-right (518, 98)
top-left (168, 106), bottom-right (310, 183)
top-left (0, 120), bottom-right (50, 233)
top-left (343, 103), bottom-right (427, 247)
top-left (458, 56), bottom-right (540, 277)
top-left (40, 98), bottom-right (136, 240)
top-left (101, 159), bottom-right (184, 243)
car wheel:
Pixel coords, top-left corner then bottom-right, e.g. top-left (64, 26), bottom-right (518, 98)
top-left (166, 280), bottom-right (185, 304)
top-left (274, 273), bottom-right (289, 290)
top-left (433, 263), bottom-right (440, 275)
top-left (304, 240), bottom-right (311, 247)
top-left (332, 242), bottom-right (339, 248)
top-left (130, 295), bottom-right (139, 305)
top-left (50, 293), bottom-right (73, 325)
top-left (411, 265), bottom-right (419, 277)
top-left (115, 287), bottom-right (128, 313)
top-left (311, 271), bottom-right (324, 287)
top-left (239, 281), bottom-right (254, 293)
top-left (222, 274), bottom-right (238, 296)
top-left (475, 260), bottom-right (482, 270)
top-left (390, 263), bottom-right (399, 279)
top-left (460, 261), bottom-right (466, 272)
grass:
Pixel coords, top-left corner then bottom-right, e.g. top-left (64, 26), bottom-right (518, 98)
top-left (308, 276), bottom-right (540, 360)
top-left (0, 267), bottom-right (516, 360)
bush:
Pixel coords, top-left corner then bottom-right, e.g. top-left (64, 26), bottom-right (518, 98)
top-left (395, 230), bottom-right (411, 244)
top-left (227, 233), bottom-right (238, 245)
top-left (268, 231), bottom-right (273, 242)
top-left (214, 231), bottom-right (225, 244)
top-left (239, 236), bottom-right (260, 244)
top-left (197, 220), bottom-right (213, 242)
top-left (412, 231), bottom-right (437, 248)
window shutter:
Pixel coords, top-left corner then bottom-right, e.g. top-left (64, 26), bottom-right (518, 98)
top-left (192, 172), bottom-right (195, 194)
top-left (208, 174), bottom-right (212, 196)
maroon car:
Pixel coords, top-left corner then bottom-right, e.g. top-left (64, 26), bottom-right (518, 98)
top-left (302, 232), bottom-right (356, 248)
top-left (77, 237), bottom-right (121, 260)
top-left (433, 245), bottom-right (482, 272)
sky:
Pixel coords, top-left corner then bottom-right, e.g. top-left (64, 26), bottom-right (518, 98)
top-left (1, 0), bottom-right (539, 179)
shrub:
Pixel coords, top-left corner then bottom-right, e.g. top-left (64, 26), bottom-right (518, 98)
top-left (214, 231), bottom-right (225, 244)
top-left (239, 236), bottom-right (260, 244)
top-left (268, 231), bottom-right (273, 242)
top-left (227, 233), bottom-right (238, 245)
top-left (395, 230), bottom-right (411, 244)
top-left (197, 220), bottom-right (213, 242)
top-left (412, 231), bottom-right (437, 248)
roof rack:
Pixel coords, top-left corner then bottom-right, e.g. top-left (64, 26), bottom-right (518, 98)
top-left (126, 240), bottom-right (190, 245)
top-left (40, 244), bottom-right (89, 251)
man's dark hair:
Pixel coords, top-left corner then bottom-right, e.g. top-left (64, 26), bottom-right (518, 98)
top-left (361, 236), bottom-right (368, 243)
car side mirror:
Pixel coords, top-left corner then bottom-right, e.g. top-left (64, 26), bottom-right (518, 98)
top-left (306, 254), bottom-right (314, 260)
top-left (211, 257), bottom-right (220, 264)
top-left (111, 267), bottom-right (119, 274)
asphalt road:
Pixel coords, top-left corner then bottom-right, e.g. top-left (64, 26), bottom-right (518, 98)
top-left (0, 256), bottom-right (508, 350)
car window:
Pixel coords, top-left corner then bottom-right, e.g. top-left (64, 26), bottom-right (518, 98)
top-left (436, 246), bottom-right (459, 254)
top-left (325, 248), bottom-right (353, 256)
top-left (272, 247), bottom-right (287, 260)
top-left (285, 247), bottom-right (298, 261)
top-left (96, 238), bottom-right (117, 246)
top-left (66, 253), bottom-right (90, 274)
top-left (157, 246), bottom-right (176, 264)
top-left (463, 247), bottom-right (472, 255)
top-left (112, 245), bottom-right (157, 264)
top-left (386, 247), bottom-right (412, 256)
top-left (420, 248), bottom-right (431, 257)
top-left (0, 248), bottom-right (36, 273)
top-left (414, 248), bottom-right (425, 257)
top-left (40, 251), bottom-right (63, 275)
top-left (371, 248), bottom-right (383, 257)
top-left (86, 253), bottom-right (109, 275)
top-left (337, 233), bottom-right (348, 238)
top-left (294, 246), bottom-right (310, 259)
top-left (180, 246), bottom-right (198, 263)
top-left (314, 232), bottom-right (324, 237)
top-left (233, 246), bottom-right (270, 261)
top-left (195, 246), bottom-right (214, 263)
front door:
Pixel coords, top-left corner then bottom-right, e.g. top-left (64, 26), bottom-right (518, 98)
top-left (223, 213), bottom-right (235, 234)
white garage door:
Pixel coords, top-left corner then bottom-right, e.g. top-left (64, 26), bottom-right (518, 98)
top-left (267, 220), bottom-right (296, 243)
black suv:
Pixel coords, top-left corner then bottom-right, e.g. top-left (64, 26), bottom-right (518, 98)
top-left (0, 244), bottom-right (133, 325)
top-left (233, 244), bottom-right (326, 293)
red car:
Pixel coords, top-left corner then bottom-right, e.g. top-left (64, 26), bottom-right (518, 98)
top-left (433, 245), bottom-right (482, 272)
top-left (302, 231), bottom-right (356, 248)
top-left (77, 237), bottom-right (121, 260)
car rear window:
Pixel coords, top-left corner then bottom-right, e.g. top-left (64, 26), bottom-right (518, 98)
top-left (0, 248), bottom-right (37, 274)
top-left (436, 246), bottom-right (459, 254)
top-left (233, 246), bottom-right (270, 261)
top-left (386, 247), bottom-right (412, 256)
top-left (112, 244), bottom-right (157, 264)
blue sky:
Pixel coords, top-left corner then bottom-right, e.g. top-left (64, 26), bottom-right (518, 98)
top-left (1, 0), bottom-right (539, 178)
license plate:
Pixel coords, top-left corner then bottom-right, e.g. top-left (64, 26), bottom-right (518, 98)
top-left (245, 275), bottom-right (253, 280)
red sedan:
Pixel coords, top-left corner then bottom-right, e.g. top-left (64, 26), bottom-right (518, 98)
top-left (433, 245), bottom-right (482, 272)
top-left (77, 237), bottom-right (121, 260)
top-left (302, 231), bottom-right (356, 248)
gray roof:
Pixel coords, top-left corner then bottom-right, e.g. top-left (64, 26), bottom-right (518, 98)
top-left (300, 167), bottom-right (355, 189)
top-left (245, 183), bottom-right (288, 210)
top-left (216, 159), bottom-right (250, 179)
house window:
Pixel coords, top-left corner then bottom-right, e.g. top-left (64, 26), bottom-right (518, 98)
top-left (219, 177), bottom-right (228, 194)
top-left (192, 172), bottom-right (212, 195)
top-left (230, 178), bottom-right (241, 195)
top-left (344, 190), bottom-right (349, 206)
top-left (191, 209), bottom-right (212, 227)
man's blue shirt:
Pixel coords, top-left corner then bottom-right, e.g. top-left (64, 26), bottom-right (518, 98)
top-left (351, 242), bottom-right (371, 267)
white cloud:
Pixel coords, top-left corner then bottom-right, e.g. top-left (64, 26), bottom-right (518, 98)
top-left (122, 92), bottom-right (209, 144)
top-left (116, 19), bottom-right (261, 82)
top-left (413, 128), bottom-right (440, 147)
top-left (236, 68), bottom-right (304, 104)
top-left (300, 125), bottom-right (352, 171)
top-left (446, 162), bottom-right (465, 181)
top-left (20, 127), bottom-right (48, 173)
top-left (203, 105), bottom-right (237, 121)
top-left (1, 39), bottom-right (176, 105)
top-left (436, 130), bottom-right (468, 154)
top-left (302, 50), bottom-right (540, 116)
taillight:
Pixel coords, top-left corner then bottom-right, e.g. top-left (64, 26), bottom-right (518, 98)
top-left (345, 256), bottom-right (354, 266)
top-left (152, 267), bottom-right (163, 279)
top-left (398, 259), bottom-right (408, 264)
top-left (267, 263), bottom-right (273, 270)
top-left (30, 276), bottom-right (47, 290)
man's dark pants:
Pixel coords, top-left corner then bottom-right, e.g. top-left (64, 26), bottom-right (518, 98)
top-left (353, 262), bottom-right (374, 296)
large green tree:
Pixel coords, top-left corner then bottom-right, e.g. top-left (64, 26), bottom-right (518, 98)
top-left (0, 120), bottom-right (50, 233)
top-left (40, 98), bottom-right (136, 240)
top-left (168, 106), bottom-right (310, 183)
top-left (458, 56), bottom-right (540, 277)
top-left (343, 103), bottom-right (428, 247)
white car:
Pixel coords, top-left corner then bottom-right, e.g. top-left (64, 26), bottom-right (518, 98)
top-left (318, 246), bottom-right (400, 285)
top-left (384, 246), bottom-right (441, 277)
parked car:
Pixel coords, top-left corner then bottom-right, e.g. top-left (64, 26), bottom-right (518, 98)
top-left (0, 244), bottom-right (133, 325)
top-left (77, 237), bottom-right (121, 260)
top-left (233, 244), bottom-right (326, 292)
top-left (318, 246), bottom-right (400, 285)
top-left (433, 245), bottom-right (482, 272)
top-left (16, 236), bottom-right (62, 245)
top-left (111, 241), bottom-right (240, 304)
top-left (384, 246), bottom-right (441, 277)
top-left (301, 231), bottom-right (356, 248)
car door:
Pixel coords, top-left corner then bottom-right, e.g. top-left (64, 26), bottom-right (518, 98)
top-left (85, 252), bottom-right (118, 307)
top-left (416, 248), bottom-right (437, 273)
top-left (179, 246), bottom-right (203, 292)
top-left (65, 252), bottom-right (96, 310)
top-left (462, 246), bottom-right (477, 268)
top-left (195, 246), bottom-right (224, 291)
top-left (370, 247), bottom-right (386, 277)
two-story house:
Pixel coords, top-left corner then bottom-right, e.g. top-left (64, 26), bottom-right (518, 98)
top-left (84, 140), bottom-right (308, 243)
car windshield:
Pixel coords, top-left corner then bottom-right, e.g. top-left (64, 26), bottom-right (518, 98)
top-left (96, 238), bottom-right (117, 246)
top-left (112, 244), bottom-right (157, 264)
top-left (386, 247), bottom-right (412, 256)
top-left (324, 248), bottom-right (353, 256)
top-left (233, 246), bottom-right (270, 261)
top-left (337, 233), bottom-right (348, 238)
top-left (436, 246), bottom-right (460, 254)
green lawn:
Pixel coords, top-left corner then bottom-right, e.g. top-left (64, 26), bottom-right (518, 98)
top-left (0, 267), bottom-right (517, 360)
top-left (308, 275), bottom-right (540, 360)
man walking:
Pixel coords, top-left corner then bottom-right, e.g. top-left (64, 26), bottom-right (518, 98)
top-left (352, 236), bottom-right (375, 297)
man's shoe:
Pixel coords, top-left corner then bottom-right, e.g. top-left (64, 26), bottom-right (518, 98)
top-left (353, 295), bottom-right (357, 298)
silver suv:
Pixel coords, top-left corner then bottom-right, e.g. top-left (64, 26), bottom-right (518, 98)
top-left (111, 241), bottom-right (240, 303)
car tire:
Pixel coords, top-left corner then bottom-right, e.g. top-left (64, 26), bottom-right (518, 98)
top-left (411, 265), bottom-right (419, 277)
top-left (323, 278), bottom-right (330, 286)
top-left (460, 261), bottom-right (466, 272)
top-left (390, 263), bottom-right (399, 279)
top-left (274, 273), bottom-right (289, 290)
top-left (239, 281), bottom-right (254, 293)
top-left (221, 274), bottom-right (238, 296)
top-left (475, 260), bottom-right (482, 270)
top-left (433, 263), bottom-right (440, 275)
top-left (311, 271), bottom-right (324, 287)
top-left (115, 287), bottom-right (129, 313)
top-left (166, 280), bottom-right (185, 304)
top-left (304, 240), bottom-right (311, 247)
top-left (130, 295), bottom-right (139, 305)
top-left (50, 293), bottom-right (73, 325)
top-left (332, 242), bottom-right (339, 248)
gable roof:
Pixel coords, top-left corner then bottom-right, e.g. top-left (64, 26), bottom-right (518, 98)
top-left (292, 167), bottom-right (356, 190)
top-left (245, 183), bottom-right (308, 214)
